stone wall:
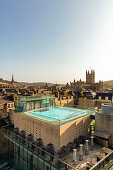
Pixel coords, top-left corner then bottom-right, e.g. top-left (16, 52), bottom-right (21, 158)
top-left (79, 97), bottom-right (111, 109)
top-left (56, 98), bottom-right (74, 107)
top-left (10, 112), bottom-right (90, 151)
top-left (0, 109), bottom-right (8, 118)
top-left (11, 112), bottom-right (60, 151)
top-left (79, 97), bottom-right (96, 107)
top-left (60, 115), bottom-right (90, 148)
top-left (95, 112), bottom-right (113, 147)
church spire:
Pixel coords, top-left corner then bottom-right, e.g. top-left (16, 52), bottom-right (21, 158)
top-left (11, 74), bottom-right (14, 85)
top-left (74, 79), bottom-right (76, 83)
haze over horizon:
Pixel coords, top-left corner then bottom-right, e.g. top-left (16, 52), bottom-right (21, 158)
top-left (0, 0), bottom-right (113, 83)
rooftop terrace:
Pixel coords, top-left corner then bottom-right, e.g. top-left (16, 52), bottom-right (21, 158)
top-left (1, 127), bottom-right (113, 170)
top-left (22, 106), bottom-right (94, 126)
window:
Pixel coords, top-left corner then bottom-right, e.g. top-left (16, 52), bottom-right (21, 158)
top-left (8, 104), bottom-right (10, 108)
top-left (99, 96), bottom-right (101, 99)
top-left (105, 96), bottom-right (108, 100)
top-left (11, 104), bottom-right (14, 107)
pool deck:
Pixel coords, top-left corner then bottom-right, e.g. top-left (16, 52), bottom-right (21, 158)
top-left (22, 106), bottom-right (90, 126)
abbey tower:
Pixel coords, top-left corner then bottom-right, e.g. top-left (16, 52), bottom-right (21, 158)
top-left (86, 70), bottom-right (95, 84)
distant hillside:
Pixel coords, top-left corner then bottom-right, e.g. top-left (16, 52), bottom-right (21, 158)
top-left (1, 76), bottom-right (113, 89)
top-left (0, 78), bottom-right (10, 84)
top-left (104, 80), bottom-right (113, 89)
top-left (17, 81), bottom-right (65, 87)
top-left (29, 82), bottom-right (65, 87)
top-left (30, 82), bottom-right (54, 87)
top-left (0, 78), bottom-right (65, 87)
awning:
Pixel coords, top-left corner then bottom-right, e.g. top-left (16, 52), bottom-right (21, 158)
top-left (93, 131), bottom-right (110, 139)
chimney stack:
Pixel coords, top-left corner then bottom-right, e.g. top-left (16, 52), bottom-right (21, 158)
top-left (73, 149), bottom-right (77, 162)
top-left (79, 144), bottom-right (83, 161)
top-left (85, 140), bottom-right (89, 155)
top-left (90, 136), bottom-right (94, 151)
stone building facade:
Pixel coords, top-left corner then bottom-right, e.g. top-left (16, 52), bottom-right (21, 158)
top-left (95, 104), bottom-right (113, 147)
top-left (79, 97), bottom-right (111, 109)
top-left (10, 111), bottom-right (90, 151)
top-left (66, 70), bottom-right (103, 92)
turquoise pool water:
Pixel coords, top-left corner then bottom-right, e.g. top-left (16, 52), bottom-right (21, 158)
top-left (26, 107), bottom-right (87, 121)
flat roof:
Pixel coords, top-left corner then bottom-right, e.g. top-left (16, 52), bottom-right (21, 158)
top-left (93, 131), bottom-right (110, 139)
top-left (18, 106), bottom-right (91, 126)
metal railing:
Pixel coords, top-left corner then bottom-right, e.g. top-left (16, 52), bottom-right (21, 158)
top-left (90, 150), bottom-right (113, 170)
top-left (15, 95), bottom-right (55, 112)
top-left (0, 127), bottom-right (75, 170)
top-left (1, 127), bottom-right (113, 170)
top-left (15, 95), bottom-right (55, 102)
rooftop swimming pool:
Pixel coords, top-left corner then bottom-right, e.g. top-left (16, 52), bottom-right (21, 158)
top-left (26, 107), bottom-right (88, 121)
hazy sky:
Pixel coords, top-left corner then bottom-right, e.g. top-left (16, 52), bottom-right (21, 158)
top-left (0, 0), bottom-right (113, 83)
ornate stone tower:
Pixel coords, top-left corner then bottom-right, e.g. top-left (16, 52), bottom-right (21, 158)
top-left (86, 70), bottom-right (95, 84)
